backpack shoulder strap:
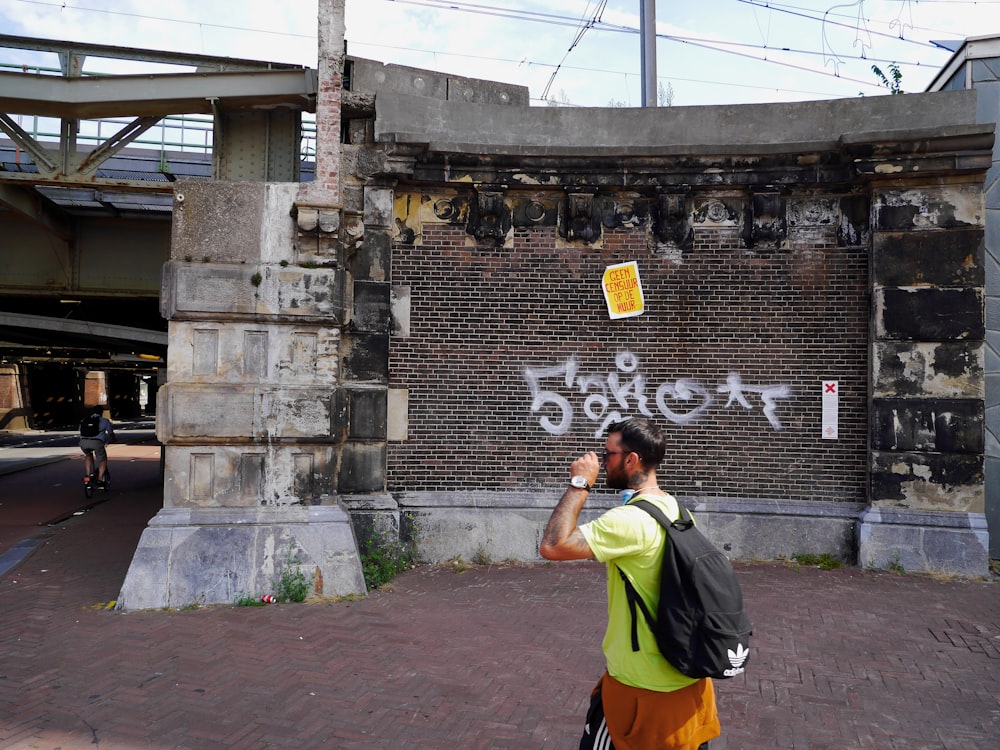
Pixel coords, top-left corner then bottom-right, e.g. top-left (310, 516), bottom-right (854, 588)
top-left (631, 497), bottom-right (693, 529)
top-left (617, 566), bottom-right (651, 652)
top-left (616, 497), bottom-right (691, 653)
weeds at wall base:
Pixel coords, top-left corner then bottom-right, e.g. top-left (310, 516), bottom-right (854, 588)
top-left (361, 536), bottom-right (414, 590)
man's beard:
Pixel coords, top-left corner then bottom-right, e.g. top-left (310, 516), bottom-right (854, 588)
top-left (604, 471), bottom-right (628, 490)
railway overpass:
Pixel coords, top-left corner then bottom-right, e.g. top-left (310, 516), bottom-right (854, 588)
top-left (0, 33), bottom-right (318, 428)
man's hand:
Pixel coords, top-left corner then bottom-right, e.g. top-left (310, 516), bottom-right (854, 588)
top-left (569, 451), bottom-right (600, 488)
top-left (539, 451), bottom-right (600, 561)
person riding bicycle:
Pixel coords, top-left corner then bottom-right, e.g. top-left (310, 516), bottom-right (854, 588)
top-left (79, 406), bottom-right (115, 488)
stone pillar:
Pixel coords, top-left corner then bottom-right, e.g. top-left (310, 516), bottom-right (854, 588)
top-left (861, 182), bottom-right (989, 575)
top-left (0, 365), bottom-right (30, 431)
top-left (82, 371), bottom-right (108, 409)
top-left (116, 180), bottom-right (366, 609)
top-left (117, 0), bottom-right (367, 609)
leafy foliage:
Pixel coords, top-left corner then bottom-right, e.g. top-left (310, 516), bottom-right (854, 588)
top-left (872, 63), bottom-right (904, 94)
top-left (361, 535), bottom-right (414, 590)
top-left (273, 548), bottom-right (312, 603)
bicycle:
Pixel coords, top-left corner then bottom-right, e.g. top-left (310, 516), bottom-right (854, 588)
top-left (82, 464), bottom-right (111, 498)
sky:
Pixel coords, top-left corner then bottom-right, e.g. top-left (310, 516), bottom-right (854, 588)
top-left (1, 0), bottom-right (999, 108)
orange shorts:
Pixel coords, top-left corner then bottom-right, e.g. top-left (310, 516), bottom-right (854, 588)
top-left (598, 672), bottom-right (720, 750)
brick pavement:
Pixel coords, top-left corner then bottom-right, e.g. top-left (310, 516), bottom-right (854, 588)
top-left (1, 464), bottom-right (998, 749)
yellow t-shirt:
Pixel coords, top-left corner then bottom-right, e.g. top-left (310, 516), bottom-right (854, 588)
top-left (579, 494), bottom-right (700, 693)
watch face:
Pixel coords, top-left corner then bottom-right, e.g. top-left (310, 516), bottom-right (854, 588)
top-left (570, 476), bottom-right (589, 489)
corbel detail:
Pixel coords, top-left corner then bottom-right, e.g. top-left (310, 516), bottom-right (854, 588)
top-left (653, 192), bottom-right (693, 249)
top-left (295, 202), bottom-right (342, 236)
top-left (563, 189), bottom-right (601, 244)
top-left (741, 189), bottom-right (786, 249)
top-left (466, 187), bottom-right (511, 245)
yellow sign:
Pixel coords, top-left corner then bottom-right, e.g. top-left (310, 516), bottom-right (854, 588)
top-left (602, 261), bottom-right (644, 319)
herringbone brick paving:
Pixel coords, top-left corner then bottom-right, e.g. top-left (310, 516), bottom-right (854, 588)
top-left (0, 459), bottom-right (998, 748)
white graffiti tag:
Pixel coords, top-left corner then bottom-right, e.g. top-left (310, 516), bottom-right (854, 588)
top-left (524, 352), bottom-right (791, 438)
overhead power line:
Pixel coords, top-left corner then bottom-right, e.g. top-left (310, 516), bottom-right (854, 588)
top-left (4, 0), bottom-right (972, 101)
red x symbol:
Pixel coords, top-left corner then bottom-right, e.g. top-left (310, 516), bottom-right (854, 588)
top-left (824, 383), bottom-right (837, 394)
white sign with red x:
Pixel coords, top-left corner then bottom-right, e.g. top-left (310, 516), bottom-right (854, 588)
top-left (822, 381), bottom-right (838, 440)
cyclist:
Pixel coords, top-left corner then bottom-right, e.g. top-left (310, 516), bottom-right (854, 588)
top-left (79, 406), bottom-right (115, 488)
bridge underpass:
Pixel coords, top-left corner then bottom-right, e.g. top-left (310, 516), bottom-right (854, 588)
top-left (0, 34), bottom-right (320, 429)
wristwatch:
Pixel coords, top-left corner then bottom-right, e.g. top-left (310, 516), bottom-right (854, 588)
top-left (569, 475), bottom-right (591, 491)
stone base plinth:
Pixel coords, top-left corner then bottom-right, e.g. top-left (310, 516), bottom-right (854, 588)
top-left (117, 505), bottom-right (365, 610)
top-left (397, 492), bottom-right (866, 565)
top-left (684, 497), bottom-right (866, 562)
top-left (858, 507), bottom-right (990, 576)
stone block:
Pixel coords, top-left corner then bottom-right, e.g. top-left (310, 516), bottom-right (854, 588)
top-left (870, 450), bottom-right (983, 511)
top-left (871, 398), bottom-right (983, 452)
top-left (874, 287), bottom-right (984, 340)
top-left (158, 383), bottom-right (255, 440)
top-left (873, 184), bottom-right (984, 231)
top-left (161, 262), bottom-right (258, 318)
top-left (355, 230), bottom-right (391, 281)
top-left (352, 281), bottom-right (392, 333)
top-left (873, 229), bottom-right (984, 286)
top-left (162, 444), bottom-right (340, 508)
top-left (872, 342), bottom-right (983, 398)
top-left (681, 497), bottom-right (863, 563)
top-left (857, 507), bottom-right (989, 576)
top-left (172, 180), bottom-right (265, 263)
top-left (161, 262), bottom-right (346, 324)
top-left (341, 332), bottom-right (389, 382)
top-left (167, 322), bottom-right (340, 385)
top-left (364, 187), bottom-right (394, 228)
top-left (159, 384), bottom-right (337, 442)
top-left (116, 505), bottom-right (366, 610)
top-left (339, 443), bottom-right (387, 493)
top-left (341, 493), bottom-right (402, 552)
top-left (347, 387), bottom-right (387, 440)
top-left (387, 388), bottom-right (409, 441)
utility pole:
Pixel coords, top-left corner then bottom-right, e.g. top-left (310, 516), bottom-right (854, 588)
top-left (640, 0), bottom-right (657, 107)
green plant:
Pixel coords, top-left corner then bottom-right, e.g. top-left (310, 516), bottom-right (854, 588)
top-left (361, 535), bottom-right (414, 590)
top-left (472, 547), bottom-right (492, 566)
top-left (872, 62), bottom-right (903, 94)
top-left (791, 553), bottom-right (842, 570)
top-left (886, 550), bottom-right (906, 574)
top-left (235, 593), bottom-right (266, 607)
top-left (250, 271), bottom-right (263, 287)
top-left (273, 548), bottom-right (312, 603)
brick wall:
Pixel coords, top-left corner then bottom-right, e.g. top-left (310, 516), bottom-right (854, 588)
top-left (387, 195), bottom-right (868, 505)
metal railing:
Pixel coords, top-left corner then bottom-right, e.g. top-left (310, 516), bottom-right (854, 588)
top-left (1, 62), bottom-right (317, 163)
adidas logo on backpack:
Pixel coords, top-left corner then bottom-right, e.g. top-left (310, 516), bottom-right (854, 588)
top-left (618, 498), bottom-right (753, 680)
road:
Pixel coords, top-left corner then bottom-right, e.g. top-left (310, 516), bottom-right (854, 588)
top-left (0, 424), bottom-right (161, 560)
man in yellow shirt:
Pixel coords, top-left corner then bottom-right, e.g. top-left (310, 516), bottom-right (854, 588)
top-left (539, 417), bottom-right (720, 750)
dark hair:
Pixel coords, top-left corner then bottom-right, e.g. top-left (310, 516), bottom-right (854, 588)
top-left (608, 417), bottom-right (666, 468)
